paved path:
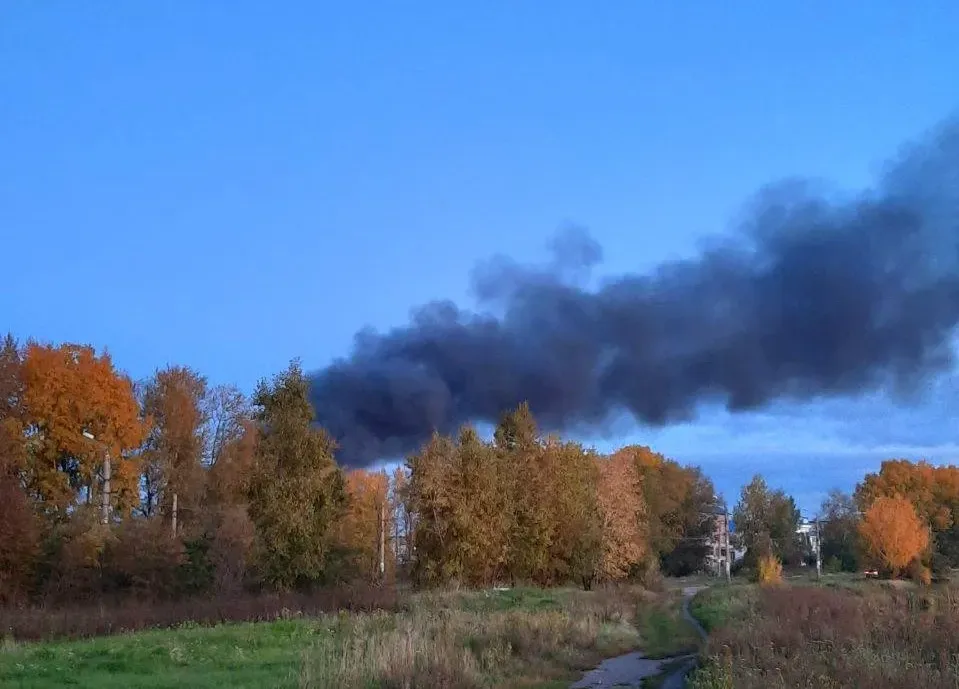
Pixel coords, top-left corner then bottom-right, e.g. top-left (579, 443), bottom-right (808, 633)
top-left (570, 586), bottom-right (708, 689)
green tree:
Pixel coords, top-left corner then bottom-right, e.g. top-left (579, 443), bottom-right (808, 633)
top-left (452, 426), bottom-right (510, 586)
top-left (247, 361), bottom-right (347, 589)
top-left (545, 438), bottom-right (602, 589)
top-left (733, 475), bottom-right (802, 568)
top-left (819, 490), bottom-right (861, 573)
top-left (406, 432), bottom-right (458, 586)
top-left (497, 404), bottom-right (553, 584)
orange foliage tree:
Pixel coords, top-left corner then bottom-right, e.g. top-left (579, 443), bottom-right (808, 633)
top-left (595, 450), bottom-right (646, 581)
top-left (0, 335), bottom-right (40, 602)
top-left (340, 468), bottom-right (392, 583)
top-left (857, 460), bottom-right (954, 531)
top-left (0, 335), bottom-right (26, 477)
top-left (624, 444), bottom-right (718, 574)
top-left (139, 366), bottom-right (208, 533)
top-left (542, 438), bottom-right (602, 588)
top-left (21, 343), bottom-right (148, 514)
top-left (858, 495), bottom-right (930, 576)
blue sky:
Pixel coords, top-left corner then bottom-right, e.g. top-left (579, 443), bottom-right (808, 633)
top-left (3, 2), bottom-right (958, 513)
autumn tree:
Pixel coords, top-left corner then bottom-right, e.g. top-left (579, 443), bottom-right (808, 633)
top-left (406, 432), bottom-right (458, 586)
top-left (733, 475), bottom-right (802, 568)
top-left (139, 366), bottom-right (208, 533)
top-left (206, 404), bottom-right (257, 508)
top-left (405, 426), bottom-right (512, 587)
top-left (497, 404), bottom-right (553, 584)
top-left (340, 469), bottom-right (391, 583)
top-left (625, 445), bottom-right (718, 575)
top-left (203, 417), bottom-right (258, 593)
top-left (0, 334), bottom-right (25, 477)
top-left (856, 460), bottom-right (959, 567)
top-left (859, 496), bottom-right (929, 577)
top-left (451, 426), bottom-right (511, 586)
top-left (0, 335), bottom-right (40, 602)
top-left (595, 450), bottom-right (646, 581)
top-left (247, 361), bottom-right (347, 589)
top-left (21, 343), bottom-right (148, 516)
top-left (545, 438), bottom-right (602, 588)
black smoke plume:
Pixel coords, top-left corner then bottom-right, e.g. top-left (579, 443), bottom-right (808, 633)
top-left (310, 120), bottom-right (959, 467)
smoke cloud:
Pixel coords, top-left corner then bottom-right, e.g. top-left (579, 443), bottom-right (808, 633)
top-left (310, 120), bottom-right (959, 467)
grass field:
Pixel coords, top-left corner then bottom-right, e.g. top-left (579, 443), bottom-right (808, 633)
top-left (0, 585), bottom-right (694, 689)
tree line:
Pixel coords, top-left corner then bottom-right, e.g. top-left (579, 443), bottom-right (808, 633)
top-left (731, 461), bottom-right (959, 583)
top-left (0, 336), bottom-right (721, 603)
top-left (1, 334), bottom-right (951, 604)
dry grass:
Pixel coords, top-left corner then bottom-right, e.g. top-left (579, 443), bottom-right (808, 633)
top-left (689, 584), bottom-right (959, 689)
top-left (300, 586), bottom-right (646, 688)
top-left (0, 585), bottom-right (652, 688)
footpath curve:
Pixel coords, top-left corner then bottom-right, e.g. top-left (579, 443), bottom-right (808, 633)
top-left (571, 585), bottom-right (708, 689)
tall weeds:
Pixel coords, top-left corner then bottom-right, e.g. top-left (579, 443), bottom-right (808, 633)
top-left (300, 587), bottom-right (644, 688)
top-left (690, 585), bottom-right (959, 689)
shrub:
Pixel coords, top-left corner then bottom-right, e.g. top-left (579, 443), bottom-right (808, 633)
top-left (42, 508), bottom-right (115, 602)
top-left (208, 506), bottom-right (256, 593)
top-left (103, 518), bottom-right (187, 598)
top-left (908, 558), bottom-right (932, 586)
top-left (755, 554), bottom-right (782, 586)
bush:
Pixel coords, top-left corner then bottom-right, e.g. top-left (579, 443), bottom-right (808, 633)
top-left (42, 508), bottom-right (115, 602)
top-left (755, 554), bottom-right (782, 586)
top-left (103, 518), bottom-right (187, 598)
top-left (908, 559), bottom-right (932, 586)
top-left (209, 506), bottom-right (255, 593)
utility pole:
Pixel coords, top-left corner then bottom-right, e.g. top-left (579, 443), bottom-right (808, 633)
top-left (723, 503), bottom-right (732, 584)
top-left (101, 449), bottom-right (112, 525)
top-left (83, 431), bottom-right (111, 525)
top-left (378, 501), bottom-right (386, 580)
top-left (814, 518), bottom-right (822, 580)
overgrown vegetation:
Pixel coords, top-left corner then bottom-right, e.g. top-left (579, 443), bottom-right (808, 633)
top-left (0, 586), bottom-right (396, 642)
top-left (689, 583), bottom-right (959, 689)
top-left (0, 586), bottom-right (649, 689)
top-left (634, 592), bottom-right (701, 658)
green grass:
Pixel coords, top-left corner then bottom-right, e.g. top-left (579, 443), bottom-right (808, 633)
top-left (451, 586), bottom-right (568, 614)
top-left (0, 618), bottom-right (322, 689)
top-left (0, 586), bottom-right (654, 689)
top-left (635, 593), bottom-right (700, 658)
top-left (688, 585), bottom-right (755, 634)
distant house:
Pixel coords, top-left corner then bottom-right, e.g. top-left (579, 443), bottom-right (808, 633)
top-left (796, 519), bottom-right (820, 562)
top-left (704, 510), bottom-right (746, 576)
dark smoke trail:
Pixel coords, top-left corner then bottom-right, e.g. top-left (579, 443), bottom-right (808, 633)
top-left (310, 120), bottom-right (959, 467)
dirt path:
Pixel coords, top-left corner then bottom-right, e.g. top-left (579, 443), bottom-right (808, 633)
top-left (570, 586), bottom-right (707, 689)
